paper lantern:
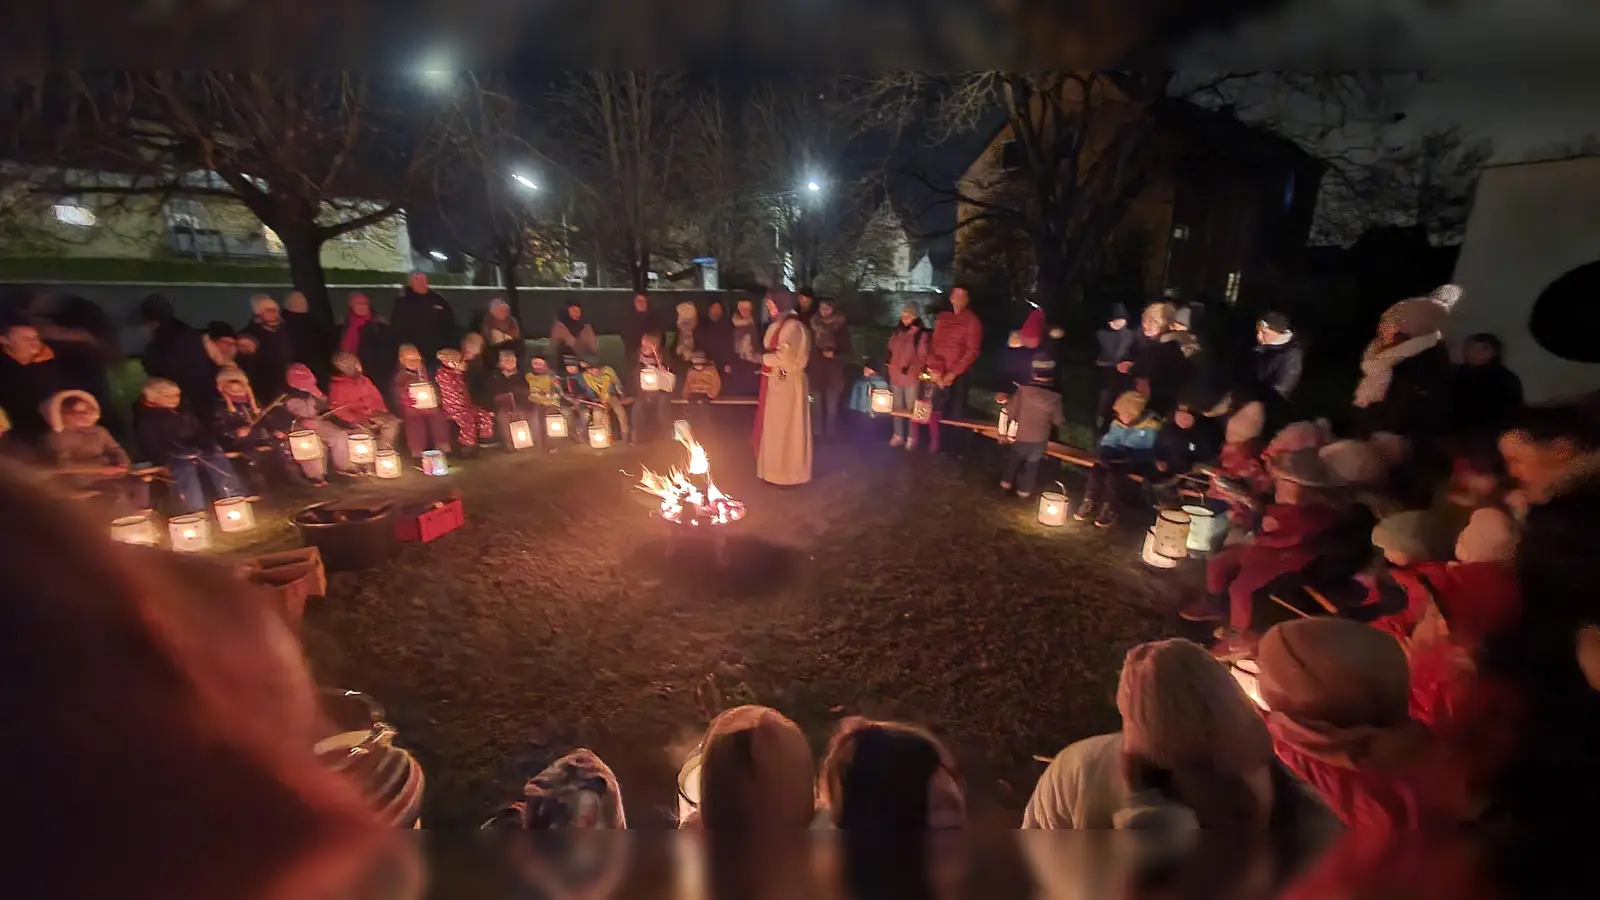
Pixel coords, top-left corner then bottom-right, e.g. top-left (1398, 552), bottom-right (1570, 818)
top-left (288, 429), bottom-right (324, 461)
top-left (1183, 505), bottom-right (1227, 554)
top-left (421, 449), bottom-right (449, 476)
top-left (1037, 486), bottom-right (1069, 527)
top-left (1152, 509), bottom-right (1191, 560)
top-left (639, 367), bottom-right (662, 392)
top-left (169, 513), bottom-right (211, 553)
top-left (677, 745), bottom-right (704, 824)
top-left (1141, 529), bottom-right (1180, 569)
top-left (214, 497), bottom-right (256, 533)
top-left (110, 514), bottom-right (160, 546)
top-left (545, 415), bottom-right (569, 439)
top-left (869, 388), bottom-right (893, 414)
top-left (347, 432), bottom-right (376, 464)
top-left (374, 449), bottom-right (402, 478)
top-left (408, 382), bottom-right (438, 409)
top-left (588, 422), bottom-right (612, 449)
top-left (911, 399), bottom-right (933, 422)
top-left (997, 408), bottom-right (1019, 440)
top-left (508, 419), bottom-right (534, 450)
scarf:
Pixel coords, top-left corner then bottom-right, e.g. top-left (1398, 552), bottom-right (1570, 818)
top-left (1353, 332), bottom-right (1441, 408)
top-left (4, 342), bottom-right (55, 365)
top-left (340, 313), bottom-right (372, 354)
top-left (286, 363), bottom-right (324, 399)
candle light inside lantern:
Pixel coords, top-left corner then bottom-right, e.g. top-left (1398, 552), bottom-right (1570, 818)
top-left (374, 449), bottom-right (402, 478)
top-left (1037, 486), bottom-right (1069, 527)
top-left (110, 514), bottom-right (160, 546)
top-left (421, 449), bottom-right (449, 476)
top-left (168, 513), bottom-right (211, 552)
top-left (347, 432), bottom-right (376, 465)
top-left (214, 497), bottom-right (256, 533)
top-left (288, 429), bottom-right (324, 461)
top-left (408, 382), bottom-right (438, 409)
top-left (870, 388), bottom-right (893, 414)
top-left (588, 423), bottom-right (612, 449)
top-left (545, 415), bottom-right (569, 439)
top-left (639, 367), bottom-right (660, 392)
top-left (508, 419), bottom-right (534, 449)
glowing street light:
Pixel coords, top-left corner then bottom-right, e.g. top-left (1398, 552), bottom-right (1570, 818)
top-left (428, 250), bottom-right (448, 262)
top-left (806, 180), bottom-right (821, 192)
top-left (511, 172), bottom-right (539, 191)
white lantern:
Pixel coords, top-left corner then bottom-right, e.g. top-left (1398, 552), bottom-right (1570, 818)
top-left (408, 382), bottom-right (438, 409)
top-left (869, 388), bottom-right (893, 414)
top-left (640, 367), bottom-right (662, 392)
top-left (1152, 509), bottom-right (1191, 560)
top-left (374, 449), bottom-right (402, 479)
top-left (997, 408), bottom-right (1019, 440)
top-left (1141, 529), bottom-right (1180, 569)
top-left (169, 513), bottom-right (211, 553)
top-left (421, 449), bottom-right (449, 476)
top-left (1183, 505), bottom-right (1228, 554)
top-left (545, 415), bottom-right (569, 439)
top-left (214, 497), bottom-right (256, 533)
top-left (347, 432), bottom-right (376, 465)
top-left (508, 419), bottom-right (534, 450)
top-left (288, 429), bottom-right (324, 461)
top-left (588, 422), bottom-right (612, 449)
top-left (110, 514), bottom-right (160, 546)
top-left (1037, 484), bottom-right (1069, 527)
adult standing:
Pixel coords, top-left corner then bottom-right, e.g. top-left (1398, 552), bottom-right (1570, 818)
top-left (0, 323), bottom-right (70, 443)
top-left (337, 292), bottom-right (397, 392)
top-left (479, 296), bottom-right (522, 364)
top-left (728, 298), bottom-right (763, 397)
top-left (1247, 312), bottom-right (1305, 433)
top-left (547, 301), bottom-right (598, 365)
top-left (1124, 302), bottom-right (1186, 415)
top-left (699, 299), bottom-right (736, 378)
top-left (808, 298), bottom-right (853, 438)
top-left (240, 295), bottom-right (294, 400)
top-left (752, 292), bottom-right (812, 486)
top-left (137, 293), bottom-right (217, 424)
top-left (1447, 332), bottom-right (1523, 442)
top-left (1351, 285), bottom-right (1457, 449)
top-left (281, 290), bottom-right (333, 384)
top-left (619, 292), bottom-right (663, 392)
top-left (391, 272), bottom-right (459, 364)
top-left (923, 285), bottom-right (983, 455)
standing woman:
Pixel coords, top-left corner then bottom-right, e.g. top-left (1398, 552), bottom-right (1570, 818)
top-left (479, 296), bottom-right (522, 366)
top-left (752, 292), bottom-right (812, 486)
top-left (866, 304), bottom-right (927, 449)
top-left (1352, 285), bottom-right (1458, 455)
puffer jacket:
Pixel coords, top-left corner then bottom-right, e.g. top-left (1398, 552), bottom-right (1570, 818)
top-left (1003, 383), bottom-right (1064, 444)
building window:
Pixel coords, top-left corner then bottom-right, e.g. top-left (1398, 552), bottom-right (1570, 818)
top-left (1172, 224), bottom-right (1189, 240)
top-left (262, 226), bottom-right (284, 254)
top-left (999, 140), bottom-right (1023, 171)
top-left (1225, 271), bottom-right (1243, 305)
top-left (54, 203), bottom-right (96, 227)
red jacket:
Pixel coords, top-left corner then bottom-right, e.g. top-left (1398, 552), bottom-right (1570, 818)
top-left (1225, 503), bottom-right (1345, 610)
top-left (1267, 719), bottom-right (1438, 833)
top-left (925, 308), bottom-right (982, 378)
top-left (328, 373), bottom-right (389, 424)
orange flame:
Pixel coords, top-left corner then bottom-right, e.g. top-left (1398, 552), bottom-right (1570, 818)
top-left (635, 427), bottom-right (744, 525)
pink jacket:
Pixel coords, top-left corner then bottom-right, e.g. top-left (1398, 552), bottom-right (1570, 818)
top-left (329, 374), bottom-right (389, 424)
top-left (883, 324), bottom-right (929, 387)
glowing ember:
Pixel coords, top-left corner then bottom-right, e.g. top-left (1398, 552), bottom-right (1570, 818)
top-left (636, 428), bottom-right (746, 526)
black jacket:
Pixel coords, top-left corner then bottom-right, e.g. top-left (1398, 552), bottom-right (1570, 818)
top-left (1128, 334), bottom-right (1188, 415)
top-left (142, 318), bottom-right (218, 421)
top-left (241, 320), bottom-right (295, 399)
top-left (0, 352), bottom-right (70, 441)
top-left (283, 310), bottom-right (334, 383)
top-left (697, 317), bottom-right (736, 370)
top-left (1095, 327), bottom-right (1133, 368)
top-left (1356, 342), bottom-right (1452, 441)
top-left (133, 402), bottom-right (218, 465)
top-left (1447, 362), bottom-right (1523, 439)
top-left (1154, 417), bottom-right (1221, 473)
top-left (391, 289), bottom-right (460, 361)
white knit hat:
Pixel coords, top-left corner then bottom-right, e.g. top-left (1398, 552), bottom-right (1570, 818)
top-left (1454, 507), bottom-right (1519, 564)
top-left (1319, 440), bottom-right (1388, 488)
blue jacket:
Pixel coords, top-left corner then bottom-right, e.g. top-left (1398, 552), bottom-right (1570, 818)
top-left (1098, 413), bottom-right (1163, 454)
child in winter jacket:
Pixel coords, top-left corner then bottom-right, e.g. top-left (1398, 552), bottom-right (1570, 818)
top-left (284, 363), bottom-right (351, 484)
top-left (1076, 391), bottom-right (1163, 527)
top-left (870, 304), bottom-right (928, 448)
top-left (392, 344), bottom-right (450, 458)
top-left (328, 352), bottom-right (401, 448)
top-left (523, 356), bottom-right (567, 448)
top-left (557, 354), bottom-right (596, 441)
top-left (581, 353), bottom-right (630, 444)
top-left (485, 350), bottom-right (527, 450)
top-left (132, 379), bottom-right (245, 513)
top-left (436, 349), bottom-right (494, 454)
top-left (1093, 303), bottom-right (1133, 431)
top-left (633, 333), bottom-right (671, 444)
top-left (683, 349), bottom-right (722, 431)
top-left (998, 357), bottom-right (1065, 498)
top-left (211, 365), bottom-right (295, 487)
top-left (44, 390), bottom-right (149, 514)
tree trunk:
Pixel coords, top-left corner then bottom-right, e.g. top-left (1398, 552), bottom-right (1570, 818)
top-left (499, 251), bottom-right (524, 327)
top-left (284, 228), bottom-right (334, 324)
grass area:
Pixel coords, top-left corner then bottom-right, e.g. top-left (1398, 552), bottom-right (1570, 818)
top-left (213, 408), bottom-right (1192, 828)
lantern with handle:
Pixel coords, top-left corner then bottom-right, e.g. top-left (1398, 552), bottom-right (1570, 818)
top-left (288, 429), bottom-right (324, 462)
top-left (408, 381), bottom-right (438, 409)
top-left (347, 432), bottom-right (376, 465)
top-left (997, 407), bottom-right (1020, 441)
top-left (1141, 509), bottom-right (1191, 569)
top-left (508, 419), bottom-right (534, 450)
top-left (869, 387), bottom-right (893, 415)
top-left (588, 422), bottom-right (612, 449)
top-left (110, 514), bottom-right (160, 546)
top-left (374, 449), bottom-right (402, 479)
top-left (214, 497), bottom-right (256, 533)
top-left (1182, 505), bottom-right (1228, 555)
top-left (911, 371), bottom-right (935, 422)
top-left (169, 513), bottom-right (211, 553)
top-left (1037, 482), bottom-right (1069, 527)
top-left (421, 450), bottom-right (449, 476)
top-left (639, 367), bottom-right (662, 392)
top-left (545, 414), bottom-right (569, 439)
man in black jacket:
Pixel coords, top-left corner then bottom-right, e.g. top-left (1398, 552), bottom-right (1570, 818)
top-left (391, 272), bottom-right (459, 364)
top-left (1249, 312), bottom-right (1304, 430)
top-left (138, 294), bottom-right (218, 423)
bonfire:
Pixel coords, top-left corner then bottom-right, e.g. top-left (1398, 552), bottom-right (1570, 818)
top-left (636, 426), bottom-right (746, 527)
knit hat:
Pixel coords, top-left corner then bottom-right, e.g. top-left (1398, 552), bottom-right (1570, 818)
top-left (1225, 401), bottom-right (1265, 443)
top-left (1454, 507), bottom-right (1518, 564)
top-left (205, 320), bottom-right (236, 341)
top-left (331, 352), bottom-right (361, 376)
top-left (1115, 639), bottom-right (1274, 775)
top-left (579, 352), bottom-right (600, 368)
top-left (1273, 448), bottom-right (1341, 487)
top-left (1372, 511), bottom-right (1436, 561)
top-left (1380, 283), bottom-right (1461, 337)
top-left (1112, 391), bottom-right (1149, 423)
top-left (1258, 312), bottom-right (1291, 335)
top-left (250, 294), bottom-right (279, 316)
top-left (1319, 440), bottom-right (1388, 488)
top-left (695, 705), bottom-right (816, 830)
top-left (1256, 618), bottom-right (1413, 767)
top-left (1264, 420), bottom-right (1333, 461)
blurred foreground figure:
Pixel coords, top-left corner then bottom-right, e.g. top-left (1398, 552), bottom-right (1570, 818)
top-left (0, 462), bottom-right (419, 900)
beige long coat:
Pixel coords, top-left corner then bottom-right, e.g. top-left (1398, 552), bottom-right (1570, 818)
top-left (757, 317), bottom-right (813, 485)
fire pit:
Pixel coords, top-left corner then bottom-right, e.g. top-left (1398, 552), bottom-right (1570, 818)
top-left (636, 425), bottom-right (745, 566)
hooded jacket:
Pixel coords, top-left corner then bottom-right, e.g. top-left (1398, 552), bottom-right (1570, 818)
top-left (1004, 382), bottom-right (1065, 444)
top-left (883, 320), bottom-right (929, 388)
top-left (43, 390), bottom-right (130, 469)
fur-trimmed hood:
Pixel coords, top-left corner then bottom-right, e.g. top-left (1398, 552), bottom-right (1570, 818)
top-left (42, 389), bottom-right (99, 433)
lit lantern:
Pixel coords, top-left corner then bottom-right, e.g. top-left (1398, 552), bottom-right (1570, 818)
top-left (508, 419), bottom-right (534, 450)
top-left (168, 513), bottom-right (211, 553)
top-left (588, 422), bottom-right (612, 449)
top-left (347, 432), bottom-right (376, 465)
top-left (1183, 505), bottom-right (1227, 554)
top-left (1141, 529), bottom-right (1179, 569)
top-left (421, 449), bottom-right (449, 476)
top-left (110, 514), bottom-right (160, 546)
top-left (408, 382), bottom-right (438, 409)
top-left (374, 449), bottom-right (402, 478)
top-left (639, 367), bottom-right (662, 392)
top-left (1037, 486), bottom-right (1069, 527)
top-left (214, 497), bottom-right (256, 533)
top-left (869, 388), bottom-right (893, 414)
top-left (288, 429), bottom-right (324, 461)
top-left (1152, 509), bottom-right (1191, 560)
top-left (545, 415), bottom-right (569, 439)
top-left (997, 407), bottom-right (1019, 440)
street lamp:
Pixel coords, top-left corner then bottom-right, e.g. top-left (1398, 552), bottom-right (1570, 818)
top-left (511, 172), bottom-right (539, 191)
top-left (806, 180), bottom-right (821, 192)
top-left (428, 250), bottom-right (448, 262)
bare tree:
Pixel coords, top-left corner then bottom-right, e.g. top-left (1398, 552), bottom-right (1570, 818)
top-left (1311, 127), bottom-right (1493, 246)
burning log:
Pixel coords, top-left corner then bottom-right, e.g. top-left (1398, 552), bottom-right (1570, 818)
top-left (636, 426), bottom-right (746, 528)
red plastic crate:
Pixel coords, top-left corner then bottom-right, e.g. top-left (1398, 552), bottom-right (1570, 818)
top-left (395, 496), bottom-right (465, 543)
